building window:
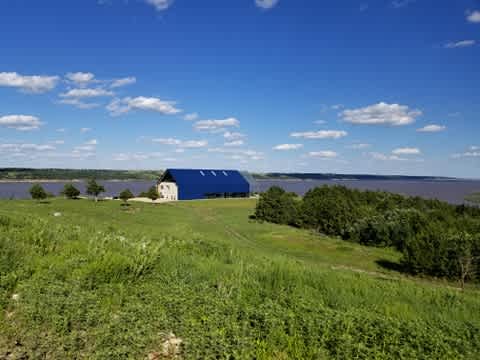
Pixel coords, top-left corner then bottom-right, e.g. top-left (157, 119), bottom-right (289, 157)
top-left (200, 170), bottom-right (205, 176)
top-left (222, 171), bottom-right (228, 176)
top-left (211, 170), bottom-right (217, 176)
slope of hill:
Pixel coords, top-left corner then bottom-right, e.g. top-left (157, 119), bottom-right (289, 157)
top-left (0, 199), bottom-right (479, 359)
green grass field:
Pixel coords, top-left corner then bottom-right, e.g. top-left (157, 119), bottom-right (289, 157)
top-left (1, 198), bottom-right (479, 359)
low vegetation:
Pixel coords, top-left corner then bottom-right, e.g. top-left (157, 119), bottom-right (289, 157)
top-left (255, 186), bottom-right (480, 286)
top-left (0, 198), bottom-right (479, 358)
top-left (466, 192), bottom-right (480, 205)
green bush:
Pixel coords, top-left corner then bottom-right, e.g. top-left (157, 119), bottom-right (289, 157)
top-left (61, 183), bottom-right (80, 199)
top-left (255, 185), bottom-right (480, 283)
top-left (254, 186), bottom-right (299, 226)
top-left (29, 184), bottom-right (47, 201)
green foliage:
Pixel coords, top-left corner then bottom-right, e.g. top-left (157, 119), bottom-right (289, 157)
top-left (0, 168), bottom-right (161, 180)
top-left (86, 179), bottom-right (105, 201)
top-left (119, 189), bottom-right (134, 203)
top-left (254, 186), bottom-right (299, 225)
top-left (146, 186), bottom-right (159, 201)
top-left (28, 184), bottom-right (47, 201)
top-left (255, 185), bottom-right (480, 283)
top-left (61, 183), bottom-right (80, 199)
top-left (0, 203), bottom-right (479, 359)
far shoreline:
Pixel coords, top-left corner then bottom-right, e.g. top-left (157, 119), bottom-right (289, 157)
top-left (0, 179), bottom-right (155, 183)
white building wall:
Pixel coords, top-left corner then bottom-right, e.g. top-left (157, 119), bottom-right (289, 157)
top-left (158, 182), bottom-right (178, 201)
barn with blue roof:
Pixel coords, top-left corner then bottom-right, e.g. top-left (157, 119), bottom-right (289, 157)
top-left (157, 169), bottom-right (251, 201)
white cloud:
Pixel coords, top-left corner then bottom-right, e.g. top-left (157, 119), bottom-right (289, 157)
top-left (113, 152), bottom-right (163, 161)
top-left (314, 120), bottom-right (327, 125)
top-left (74, 145), bottom-right (96, 152)
top-left (183, 112), bottom-right (199, 121)
top-left (51, 140), bottom-right (65, 145)
top-left (224, 140), bottom-right (245, 147)
top-left (146, 0), bottom-right (174, 11)
top-left (208, 147), bottom-right (264, 161)
top-left (369, 152), bottom-right (406, 161)
top-left (85, 139), bottom-right (98, 145)
top-left (56, 128), bottom-right (66, 133)
top-left (273, 144), bottom-right (303, 151)
top-left (152, 138), bottom-right (181, 145)
top-left (452, 151), bottom-right (480, 158)
top-left (0, 143), bottom-right (56, 152)
top-left (58, 98), bottom-right (100, 109)
top-left (290, 130), bottom-right (348, 139)
top-left (80, 127), bottom-right (92, 133)
top-left (110, 77), bottom-right (136, 88)
top-left (60, 88), bottom-right (114, 98)
top-left (181, 140), bottom-right (208, 148)
top-left (223, 131), bottom-right (246, 140)
top-left (107, 96), bottom-right (181, 116)
top-left (308, 151), bottom-right (338, 158)
top-left (152, 137), bottom-right (208, 148)
top-left (470, 146), bottom-right (479, 151)
top-left (417, 124), bottom-right (446, 133)
top-left (194, 117), bottom-right (240, 132)
top-left (0, 72), bottom-right (59, 93)
top-left (0, 115), bottom-right (43, 131)
top-left (444, 40), bottom-right (476, 48)
top-left (341, 102), bottom-right (421, 126)
top-left (467, 10), bottom-right (480, 23)
top-left (392, 147), bottom-right (421, 155)
top-left (65, 72), bottom-right (95, 86)
top-left (348, 143), bottom-right (371, 149)
top-left (255, 0), bottom-right (279, 10)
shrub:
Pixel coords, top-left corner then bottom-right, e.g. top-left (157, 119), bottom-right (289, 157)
top-left (146, 186), bottom-right (159, 202)
top-left (119, 189), bottom-right (134, 204)
top-left (61, 183), bottom-right (80, 199)
top-left (254, 186), bottom-right (299, 226)
top-left (86, 179), bottom-right (105, 202)
top-left (29, 184), bottom-right (48, 201)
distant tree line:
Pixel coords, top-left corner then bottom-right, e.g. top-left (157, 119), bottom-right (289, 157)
top-left (254, 186), bottom-right (480, 286)
top-left (1, 168), bottom-right (161, 180)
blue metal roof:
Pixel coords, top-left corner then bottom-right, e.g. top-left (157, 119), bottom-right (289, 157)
top-left (160, 168), bottom-right (250, 200)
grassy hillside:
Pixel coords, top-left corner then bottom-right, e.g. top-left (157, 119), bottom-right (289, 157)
top-left (1, 198), bottom-right (479, 359)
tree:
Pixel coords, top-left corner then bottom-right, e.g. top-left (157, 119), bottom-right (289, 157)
top-left (146, 186), bottom-right (159, 202)
top-left (119, 189), bottom-right (134, 205)
top-left (86, 179), bottom-right (105, 202)
top-left (29, 184), bottom-right (47, 201)
top-left (254, 186), bottom-right (299, 226)
top-left (61, 184), bottom-right (80, 199)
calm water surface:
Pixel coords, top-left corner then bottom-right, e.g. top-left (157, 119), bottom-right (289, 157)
top-left (253, 179), bottom-right (480, 205)
top-left (0, 181), bottom-right (154, 200)
top-left (1, 179), bottom-right (479, 205)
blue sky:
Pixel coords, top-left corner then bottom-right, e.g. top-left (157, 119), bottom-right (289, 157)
top-left (0, 0), bottom-right (479, 177)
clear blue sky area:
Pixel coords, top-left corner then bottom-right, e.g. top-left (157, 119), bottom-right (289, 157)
top-left (0, 0), bottom-right (479, 177)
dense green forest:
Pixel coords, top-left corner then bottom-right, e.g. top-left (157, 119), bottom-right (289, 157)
top-left (0, 168), bottom-right (161, 180)
top-left (255, 186), bottom-right (480, 286)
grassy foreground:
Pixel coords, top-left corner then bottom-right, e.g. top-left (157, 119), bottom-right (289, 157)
top-left (0, 198), bottom-right (479, 359)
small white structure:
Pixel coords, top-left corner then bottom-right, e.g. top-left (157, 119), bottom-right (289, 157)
top-left (158, 181), bottom-right (178, 201)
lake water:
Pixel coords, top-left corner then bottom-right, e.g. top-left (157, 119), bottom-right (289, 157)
top-left (0, 181), bottom-right (155, 200)
top-left (0, 179), bottom-right (479, 205)
top-left (253, 179), bottom-right (480, 205)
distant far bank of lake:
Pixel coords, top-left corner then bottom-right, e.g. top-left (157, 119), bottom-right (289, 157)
top-left (0, 178), bottom-right (479, 205)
